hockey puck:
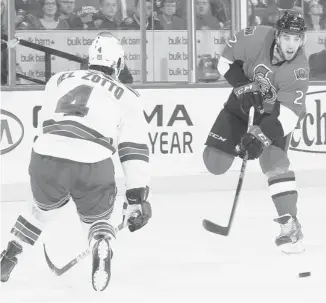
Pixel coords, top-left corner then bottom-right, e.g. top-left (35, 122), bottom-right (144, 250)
top-left (298, 272), bottom-right (311, 278)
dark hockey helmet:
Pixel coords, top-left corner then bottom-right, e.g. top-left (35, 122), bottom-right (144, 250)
top-left (276, 11), bottom-right (307, 35)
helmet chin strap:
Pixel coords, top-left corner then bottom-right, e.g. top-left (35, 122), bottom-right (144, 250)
top-left (272, 38), bottom-right (286, 65)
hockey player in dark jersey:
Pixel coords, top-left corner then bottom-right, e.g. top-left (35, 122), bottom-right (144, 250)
top-left (203, 12), bottom-right (309, 254)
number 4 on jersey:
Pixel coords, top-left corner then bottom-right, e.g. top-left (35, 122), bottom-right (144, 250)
top-left (55, 85), bottom-right (93, 117)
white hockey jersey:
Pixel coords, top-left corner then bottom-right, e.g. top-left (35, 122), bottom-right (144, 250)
top-left (33, 69), bottom-right (150, 189)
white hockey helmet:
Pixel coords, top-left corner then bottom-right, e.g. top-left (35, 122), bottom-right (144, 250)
top-left (88, 32), bottom-right (125, 77)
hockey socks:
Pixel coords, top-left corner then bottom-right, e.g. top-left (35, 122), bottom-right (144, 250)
top-left (10, 215), bottom-right (42, 246)
top-left (268, 171), bottom-right (298, 217)
top-left (1, 215), bottom-right (42, 283)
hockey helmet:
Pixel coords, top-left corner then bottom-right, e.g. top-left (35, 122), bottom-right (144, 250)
top-left (88, 32), bottom-right (125, 77)
top-left (276, 11), bottom-right (307, 36)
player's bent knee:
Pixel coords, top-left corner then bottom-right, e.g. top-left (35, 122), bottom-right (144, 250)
top-left (259, 145), bottom-right (290, 177)
top-left (29, 200), bottom-right (64, 223)
top-left (203, 146), bottom-right (234, 175)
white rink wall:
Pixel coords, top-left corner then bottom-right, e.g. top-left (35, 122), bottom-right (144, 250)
top-left (1, 87), bottom-right (326, 201)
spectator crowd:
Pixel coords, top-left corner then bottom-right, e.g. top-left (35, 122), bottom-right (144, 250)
top-left (7, 0), bottom-right (231, 30)
top-left (1, 0), bottom-right (326, 83)
top-left (248, 0), bottom-right (326, 31)
top-left (3, 1), bottom-right (324, 31)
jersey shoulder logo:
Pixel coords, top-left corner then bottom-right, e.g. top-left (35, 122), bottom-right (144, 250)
top-left (294, 68), bottom-right (309, 80)
top-left (244, 26), bottom-right (256, 36)
top-left (253, 64), bottom-right (277, 104)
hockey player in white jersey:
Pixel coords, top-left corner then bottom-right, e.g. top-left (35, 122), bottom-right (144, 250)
top-left (0, 32), bottom-right (152, 291)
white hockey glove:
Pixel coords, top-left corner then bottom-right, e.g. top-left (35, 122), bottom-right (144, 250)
top-left (123, 186), bottom-right (152, 232)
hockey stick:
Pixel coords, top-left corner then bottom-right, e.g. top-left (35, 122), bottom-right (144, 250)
top-left (203, 106), bottom-right (255, 236)
top-left (43, 222), bottom-right (126, 276)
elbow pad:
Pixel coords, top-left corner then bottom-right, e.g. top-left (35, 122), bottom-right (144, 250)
top-left (223, 60), bottom-right (251, 88)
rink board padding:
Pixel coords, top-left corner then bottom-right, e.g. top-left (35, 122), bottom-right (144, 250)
top-left (1, 87), bottom-right (326, 202)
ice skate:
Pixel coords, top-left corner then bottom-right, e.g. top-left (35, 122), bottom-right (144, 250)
top-left (1, 240), bottom-right (23, 282)
top-left (91, 235), bottom-right (112, 291)
top-left (274, 214), bottom-right (304, 254)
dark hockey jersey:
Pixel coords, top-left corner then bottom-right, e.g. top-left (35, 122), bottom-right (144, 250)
top-left (222, 25), bottom-right (309, 118)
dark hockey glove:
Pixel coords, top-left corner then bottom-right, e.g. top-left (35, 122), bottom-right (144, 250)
top-left (123, 186), bottom-right (152, 232)
top-left (237, 125), bottom-right (272, 160)
top-left (233, 82), bottom-right (264, 115)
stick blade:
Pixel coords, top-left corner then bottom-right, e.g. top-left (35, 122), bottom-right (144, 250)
top-left (43, 244), bottom-right (62, 276)
top-left (43, 243), bottom-right (85, 276)
top-left (202, 219), bottom-right (230, 236)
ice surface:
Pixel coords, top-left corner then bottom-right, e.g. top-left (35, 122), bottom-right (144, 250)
top-left (1, 187), bottom-right (325, 303)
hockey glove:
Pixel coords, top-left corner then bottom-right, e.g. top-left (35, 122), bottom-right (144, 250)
top-left (237, 125), bottom-right (272, 160)
top-left (123, 186), bottom-right (152, 232)
top-left (233, 82), bottom-right (264, 115)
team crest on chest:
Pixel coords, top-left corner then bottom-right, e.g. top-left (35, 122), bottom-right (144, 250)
top-left (253, 64), bottom-right (277, 104)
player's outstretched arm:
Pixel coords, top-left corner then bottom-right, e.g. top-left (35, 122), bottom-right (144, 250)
top-left (117, 94), bottom-right (152, 232)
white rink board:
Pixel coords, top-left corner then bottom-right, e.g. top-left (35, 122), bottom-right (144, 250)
top-left (1, 87), bottom-right (326, 200)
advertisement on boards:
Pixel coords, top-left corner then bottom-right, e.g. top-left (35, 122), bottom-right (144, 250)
top-left (15, 30), bottom-right (230, 83)
top-left (289, 89), bottom-right (326, 171)
top-left (0, 110), bottom-right (25, 155)
top-left (304, 32), bottom-right (326, 58)
top-left (1, 88), bottom-right (217, 186)
top-left (1, 87), bottom-right (326, 189)
top-left (290, 98), bottom-right (326, 154)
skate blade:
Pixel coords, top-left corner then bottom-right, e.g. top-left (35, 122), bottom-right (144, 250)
top-left (280, 240), bottom-right (305, 255)
top-left (92, 239), bottom-right (111, 292)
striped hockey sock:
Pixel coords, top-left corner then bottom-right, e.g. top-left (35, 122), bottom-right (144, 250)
top-left (88, 220), bottom-right (116, 244)
top-left (10, 215), bottom-right (42, 246)
top-left (268, 171), bottom-right (298, 217)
